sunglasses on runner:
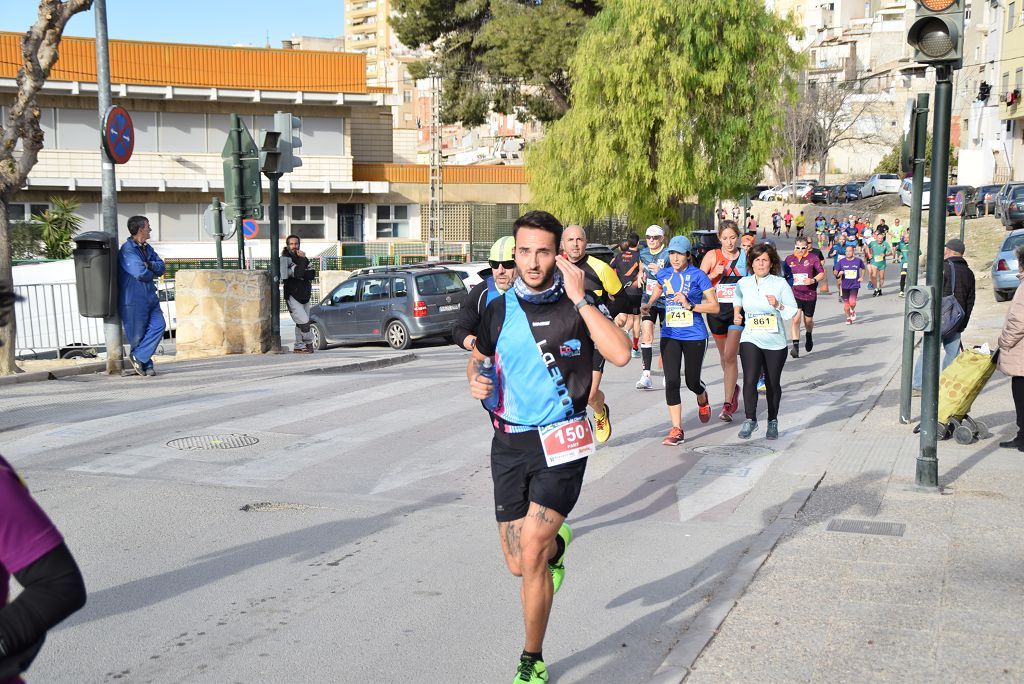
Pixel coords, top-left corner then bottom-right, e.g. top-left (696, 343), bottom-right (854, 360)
top-left (646, 235), bottom-right (663, 240)
top-left (489, 259), bottom-right (515, 270)
top-left (794, 247), bottom-right (807, 252)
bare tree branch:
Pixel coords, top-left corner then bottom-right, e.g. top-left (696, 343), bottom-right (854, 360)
top-left (0, 0), bottom-right (94, 375)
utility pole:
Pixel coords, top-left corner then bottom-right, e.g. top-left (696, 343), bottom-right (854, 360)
top-left (917, 66), bottom-right (954, 489)
top-left (231, 114), bottom-right (246, 269)
top-left (94, 0), bottom-right (123, 375)
top-left (428, 72), bottom-right (444, 259)
top-left (906, 0), bottom-right (964, 488)
top-left (900, 93), bottom-right (930, 424)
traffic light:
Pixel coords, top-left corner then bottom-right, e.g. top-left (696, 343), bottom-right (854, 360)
top-left (221, 115), bottom-right (263, 220)
top-left (907, 0), bottom-right (964, 68)
top-left (906, 285), bottom-right (935, 332)
top-left (260, 128), bottom-right (282, 175)
top-left (978, 81), bottom-right (991, 102)
top-left (273, 111), bottom-right (302, 173)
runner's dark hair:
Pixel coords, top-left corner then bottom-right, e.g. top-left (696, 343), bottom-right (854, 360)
top-left (127, 215), bottom-right (148, 235)
top-left (513, 210), bottom-right (563, 249)
top-left (718, 220), bottom-right (739, 238)
top-left (626, 232), bottom-right (640, 248)
top-left (746, 243), bottom-right (781, 276)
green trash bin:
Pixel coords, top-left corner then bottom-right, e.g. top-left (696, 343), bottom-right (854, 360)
top-left (72, 231), bottom-right (118, 318)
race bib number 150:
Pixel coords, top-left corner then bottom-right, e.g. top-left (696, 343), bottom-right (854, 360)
top-left (539, 417), bottom-right (595, 468)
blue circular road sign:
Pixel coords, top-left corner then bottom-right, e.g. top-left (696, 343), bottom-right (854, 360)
top-left (242, 218), bottom-right (259, 239)
top-left (954, 191), bottom-right (965, 216)
top-left (102, 105), bottom-right (134, 164)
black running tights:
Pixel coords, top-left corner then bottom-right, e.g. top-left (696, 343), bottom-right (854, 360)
top-left (660, 337), bottom-right (708, 406)
top-left (739, 342), bottom-right (787, 421)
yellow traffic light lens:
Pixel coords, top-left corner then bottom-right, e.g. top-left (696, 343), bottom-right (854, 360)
top-left (919, 0), bottom-right (955, 10)
top-left (915, 17), bottom-right (956, 57)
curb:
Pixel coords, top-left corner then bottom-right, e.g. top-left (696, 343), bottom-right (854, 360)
top-left (648, 474), bottom-right (825, 683)
top-left (0, 351), bottom-right (417, 387)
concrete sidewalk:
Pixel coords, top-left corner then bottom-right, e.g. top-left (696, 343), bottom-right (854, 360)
top-left (685, 361), bottom-right (1024, 681)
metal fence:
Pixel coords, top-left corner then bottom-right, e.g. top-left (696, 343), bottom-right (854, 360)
top-left (13, 282), bottom-right (105, 358)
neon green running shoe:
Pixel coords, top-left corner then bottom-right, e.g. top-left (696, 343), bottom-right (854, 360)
top-left (548, 522), bottom-right (573, 594)
top-left (513, 656), bottom-right (548, 683)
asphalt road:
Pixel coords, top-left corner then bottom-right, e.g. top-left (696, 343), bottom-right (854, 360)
top-left (2, 243), bottom-right (910, 683)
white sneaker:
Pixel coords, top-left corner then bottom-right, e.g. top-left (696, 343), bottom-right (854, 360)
top-left (635, 374), bottom-right (654, 391)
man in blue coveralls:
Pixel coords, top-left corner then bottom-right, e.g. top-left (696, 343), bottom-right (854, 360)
top-left (119, 215), bottom-right (165, 376)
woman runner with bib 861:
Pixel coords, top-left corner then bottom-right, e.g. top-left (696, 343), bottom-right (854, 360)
top-left (642, 235), bottom-right (719, 446)
top-left (732, 243), bottom-right (798, 440)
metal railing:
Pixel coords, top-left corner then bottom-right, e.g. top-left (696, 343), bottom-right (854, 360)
top-left (13, 282), bottom-right (105, 358)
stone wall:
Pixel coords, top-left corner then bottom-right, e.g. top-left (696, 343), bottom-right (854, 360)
top-left (175, 270), bottom-right (270, 359)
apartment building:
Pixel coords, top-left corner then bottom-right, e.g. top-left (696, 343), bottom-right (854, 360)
top-left (999, 0), bottom-right (1024, 181)
top-left (0, 32), bottom-right (529, 259)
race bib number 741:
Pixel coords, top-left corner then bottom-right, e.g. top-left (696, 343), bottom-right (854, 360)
top-left (539, 417), bottom-right (595, 468)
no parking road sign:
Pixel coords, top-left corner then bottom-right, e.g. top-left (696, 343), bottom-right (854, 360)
top-left (242, 218), bottom-right (259, 239)
top-left (102, 105), bottom-right (134, 164)
top-left (954, 191), bottom-right (965, 217)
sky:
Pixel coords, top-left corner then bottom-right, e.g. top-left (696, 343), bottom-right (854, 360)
top-left (0, 1), bottom-right (344, 48)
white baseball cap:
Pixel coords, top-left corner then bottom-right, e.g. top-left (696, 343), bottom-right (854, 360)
top-left (645, 225), bottom-right (665, 237)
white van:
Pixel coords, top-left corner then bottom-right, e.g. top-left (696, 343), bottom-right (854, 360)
top-left (12, 260), bottom-right (174, 358)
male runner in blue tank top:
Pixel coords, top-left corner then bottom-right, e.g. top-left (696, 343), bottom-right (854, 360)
top-left (467, 211), bottom-right (630, 684)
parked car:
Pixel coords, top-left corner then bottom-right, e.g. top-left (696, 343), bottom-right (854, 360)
top-left (992, 229), bottom-right (1024, 301)
top-left (758, 185), bottom-right (784, 201)
top-left (831, 182), bottom-right (864, 203)
top-left (782, 183), bottom-right (814, 201)
top-left (584, 243), bottom-right (616, 263)
top-left (442, 261), bottom-right (490, 290)
top-left (899, 177), bottom-right (931, 209)
top-left (976, 184), bottom-right (1003, 215)
top-left (862, 173), bottom-right (902, 196)
top-left (995, 182), bottom-right (1024, 219)
top-left (689, 230), bottom-right (722, 268)
top-left (810, 185), bottom-right (834, 204)
top-left (751, 185), bottom-right (771, 197)
top-left (309, 266), bottom-right (468, 350)
top-left (1001, 185), bottom-right (1024, 230)
top-left (945, 185), bottom-right (980, 218)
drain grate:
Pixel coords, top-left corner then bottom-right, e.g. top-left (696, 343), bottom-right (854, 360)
top-left (826, 518), bottom-right (906, 537)
top-left (166, 433), bottom-right (259, 451)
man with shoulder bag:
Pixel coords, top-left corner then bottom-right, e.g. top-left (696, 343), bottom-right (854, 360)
top-left (282, 235), bottom-right (318, 354)
top-left (912, 238), bottom-right (975, 394)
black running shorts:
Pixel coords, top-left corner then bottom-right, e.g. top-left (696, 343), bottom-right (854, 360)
top-left (795, 298), bottom-right (817, 317)
top-left (619, 288), bottom-right (642, 316)
top-left (490, 430), bottom-right (588, 523)
top-left (592, 348), bottom-right (607, 374)
top-left (642, 306), bottom-right (665, 326)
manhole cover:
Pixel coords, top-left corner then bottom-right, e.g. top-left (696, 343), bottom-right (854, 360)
top-left (166, 434), bottom-right (259, 451)
top-left (826, 518), bottom-right (906, 537)
top-left (692, 445), bottom-right (776, 458)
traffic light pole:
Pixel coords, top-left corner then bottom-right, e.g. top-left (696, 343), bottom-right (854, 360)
top-left (94, 0), bottom-right (123, 375)
top-left (267, 172), bottom-right (283, 352)
top-left (230, 113), bottom-right (246, 269)
top-left (918, 66), bottom-right (953, 489)
top-left (900, 93), bottom-right (930, 424)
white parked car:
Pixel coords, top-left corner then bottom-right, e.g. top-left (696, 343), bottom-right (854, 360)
top-left (863, 173), bottom-right (902, 196)
top-left (445, 261), bottom-right (490, 291)
top-left (899, 177), bottom-right (931, 209)
top-left (758, 185), bottom-right (784, 201)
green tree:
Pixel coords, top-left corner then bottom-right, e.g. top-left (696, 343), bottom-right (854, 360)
top-left (527, 0), bottom-right (803, 229)
top-left (11, 220), bottom-right (44, 260)
top-left (875, 137), bottom-right (956, 178)
top-left (33, 197), bottom-right (82, 260)
top-left (392, 0), bottom-right (601, 125)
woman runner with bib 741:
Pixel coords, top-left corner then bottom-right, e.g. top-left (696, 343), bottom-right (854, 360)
top-left (732, 243), bottom-right (797, 440)
top-left (642, 235), bottom-right (719, 446)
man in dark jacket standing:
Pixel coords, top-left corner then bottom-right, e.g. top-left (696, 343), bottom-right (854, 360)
top-left (282, 235), bottom-right (317, 353)
top-left (118, 215), bottom-right (166, 376)
top-left (912, 238), bottom-right (975, 393)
